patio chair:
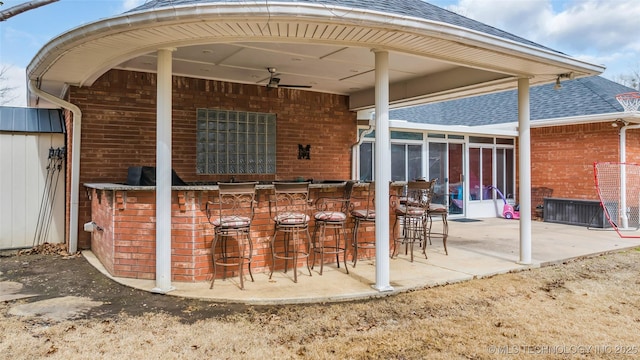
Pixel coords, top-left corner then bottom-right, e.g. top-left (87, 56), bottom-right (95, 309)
top-left (350, 181), bottom-right (376, 267)
top-left (311, 180), bottom-right (355, 275)
top-left (205, 182), bottom-right (258, 290)
top-left (269, 182), bottom-right (313, 283)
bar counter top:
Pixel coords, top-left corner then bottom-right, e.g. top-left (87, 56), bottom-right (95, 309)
top-left (84, 181), bottom-right (353, 191)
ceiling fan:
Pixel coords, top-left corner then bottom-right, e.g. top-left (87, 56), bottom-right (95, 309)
top-left (264, 67), bottom-right (312, 89)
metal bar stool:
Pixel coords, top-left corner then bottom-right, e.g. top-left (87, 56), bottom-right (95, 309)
top-left (269, 182), bottom-right (313, 283)
top-left (391, 180), bottom-right (434, 262)
top-left (350, 181), bottom-right (376, 267)
top-left (311, 180), bottom-right (355, 275)
top-left (427, 179), bottom-right (448, 255)
top-left (205, 181), bottom-right (258, 290)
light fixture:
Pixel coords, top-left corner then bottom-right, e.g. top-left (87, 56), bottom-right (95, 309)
top-left (554, 77), bottom-right (561, 90)
top-left (612, 119), bottom-right (628, 128)
top-left (553, 72), bottom-right (575, 90)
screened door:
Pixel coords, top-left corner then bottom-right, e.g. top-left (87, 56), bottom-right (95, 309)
top-left (428, 142), bottom-right (465, 216)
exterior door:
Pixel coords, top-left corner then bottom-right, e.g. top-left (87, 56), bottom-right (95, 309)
top-left (428, 142), bottom-right (465, 216)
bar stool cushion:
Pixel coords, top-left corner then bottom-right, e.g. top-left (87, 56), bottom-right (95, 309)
top-left (314, 211), bottom-right (347, 222)
top-left (352, 209), bottom-right (375, 219)
top-left (213, 216), bottom-right (252, 228)
top-left (275, 212), bottom-right (310, 225)
top-left (395, 205), bottom-right (425, 216)
top-left (429, 203), bottom-right (447, 213)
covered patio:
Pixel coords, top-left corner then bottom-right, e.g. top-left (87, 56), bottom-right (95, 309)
top-left (82, 218), bottom-right (640, 305)
top-left (26, 0), bottom-right (606, 294)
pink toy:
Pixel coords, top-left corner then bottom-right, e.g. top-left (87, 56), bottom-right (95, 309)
top-left (489, 186), bottom-right (520, 220)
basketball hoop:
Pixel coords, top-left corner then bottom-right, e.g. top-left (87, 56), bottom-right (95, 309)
top-left (615, 92), bottom-right (640, 112)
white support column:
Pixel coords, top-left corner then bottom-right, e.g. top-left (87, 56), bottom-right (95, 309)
top-left (373, 49), bottom-right (393, 292)
top-left (517, 78), bottom-right (532, 265)
top-left (619, 124), bottom-right (640, 229)
top-left (153, 48), bottom-right (176, 293)
top-left (620, 127), bottom-right (628, 229)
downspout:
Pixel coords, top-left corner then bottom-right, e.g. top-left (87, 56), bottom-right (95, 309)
top-left (619, 122), bottom-right (640, 229)
top-left (351, 114), bottom-right (375, 179)
top-left (28, 79), bottom-right (81, 254)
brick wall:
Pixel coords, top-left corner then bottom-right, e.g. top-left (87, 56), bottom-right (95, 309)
top-left (88, 185), bottom-right (387, 281)
top-left (70, 69), bottom-right (356, 250)
top-left (530, 123), bottom-right (621, 200)
top-left (625, 128), bottom-right (640, 162)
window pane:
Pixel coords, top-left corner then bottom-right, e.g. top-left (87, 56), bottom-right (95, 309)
top-left (481, 148), bottom-right (493, 200)
top-left (408, 144), bottom-right (422, 181)
top-left (505, 148), bottom-right (514, 199)
top-left (496, 138), bottom-right (514, 145)
top-left (449, 143), bottom-right (464, 214)
top-left (391, 144), bottom-right (406, 182)
top-left (359, 142), bottom-right (373, 181)
top-left (469, 147), bottom-right (480, 200)
top-left (428, 142), bottom-right (446, 183)
top-left (429, 142), bottom-right (448, 206)
top-left (496, 148), bottom-right (505, 193)
top-left (470, 136), bottom-right (493, 144)
top-left (391, 131), bottom-right (423, 140)
top-left (359, 129), bottom-right (376, 138)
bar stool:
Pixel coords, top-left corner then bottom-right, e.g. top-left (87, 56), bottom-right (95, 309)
top-left (269, 182), bottom-right (313, 283)
top-left (311, 180), bottom-right (355, 275)
top-left (427, 180), bottom-right (448, 255)
top-left (391, 180), bottom-right (434, 262)
top-left (350, 181), bottom-right (376, 267)
top-left (205, 181), bottom-right (258, 290)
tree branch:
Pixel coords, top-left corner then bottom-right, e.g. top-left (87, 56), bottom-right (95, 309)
top-left (0, 0), bottom-right (59, 21)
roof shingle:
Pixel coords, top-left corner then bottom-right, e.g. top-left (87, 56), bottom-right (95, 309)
top-left (390, 76), bottom-right (637, 126)
top-left (128, 0), bottom-right (558, 53)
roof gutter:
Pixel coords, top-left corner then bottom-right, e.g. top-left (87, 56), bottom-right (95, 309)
top-left (472, 112), bottom-right (640, 132)
top-left (28, 79), bottom-right (81, 254)
top-left (529, 112), bottom-right (640, 128)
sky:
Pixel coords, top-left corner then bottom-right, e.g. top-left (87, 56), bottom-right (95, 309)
top-left (1, 0), bottom-right (639, 107)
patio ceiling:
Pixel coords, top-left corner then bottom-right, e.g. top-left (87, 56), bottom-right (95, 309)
top-left (27, 2), bottom-right (605, 109)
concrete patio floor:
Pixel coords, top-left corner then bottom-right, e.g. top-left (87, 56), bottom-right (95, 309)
top-left (83, 217), bottom-right (640, 305)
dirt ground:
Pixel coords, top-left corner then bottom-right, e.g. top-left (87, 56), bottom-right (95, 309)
top-left (1, 245), bottom-right (640, 359)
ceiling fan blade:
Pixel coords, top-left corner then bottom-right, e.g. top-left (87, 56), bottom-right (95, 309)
top-left (278, 84), bottom-right (312, 88)
top-left (263, 68), bottom-right (311, 89)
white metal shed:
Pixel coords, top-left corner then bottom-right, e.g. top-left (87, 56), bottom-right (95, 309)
top-left (0, 107), bottom-right (65, 250)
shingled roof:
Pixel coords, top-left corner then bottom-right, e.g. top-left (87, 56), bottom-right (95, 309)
top-left (389, 76), bottom-right (637, 126)
top-left (128, 0), bottom-right (558, 53)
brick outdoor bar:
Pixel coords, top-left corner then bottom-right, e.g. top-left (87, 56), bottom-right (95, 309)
top-left (85, 182), bottom-right (392, 282)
